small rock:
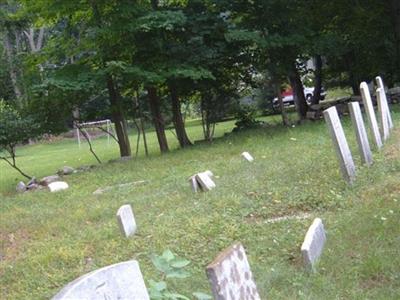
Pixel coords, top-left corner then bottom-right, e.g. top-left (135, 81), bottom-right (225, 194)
top-left (58, 166), bottom-right (74, 175)
top-left (26, 183), bottom-right (40, 191)
top-left (40, 175), bottom-right (61, 186)
top-left (48, 181), bottom-right (69, 192)
top-left (27, 177), bottom-right (37, 186)
top-left (16, 181), bottom-right (26, 193)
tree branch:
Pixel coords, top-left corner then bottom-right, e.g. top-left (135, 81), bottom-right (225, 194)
top-left (77, 126), bottom-right (102, 164)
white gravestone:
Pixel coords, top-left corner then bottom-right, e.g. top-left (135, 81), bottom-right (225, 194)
top-left (189, 170), bottom-right (215, 192)
top-left (196, 171), bottom-right (216, 191)
top-left (375, 76), bottom-right (393, 129)
top-left (48, 181), bottom-right (69, 192)
top-left (52, 260), bottom-right (149, 300)
top-left (377, 88), bottom-right (390, 141)
top-left (241, 152), bottom-right (254, 162)
top-left (360, 82), bottom-right (383, 149)
top-left (323, 107), bottom-right (356, 183)
top-left (206, 243), bottom-right (261, 300)
top-left (348, 102), bottom-right (373, 166)
top-left (301, 218), bottom-right (326, 269)
top-left (116, 204), bottom-right (137, 238)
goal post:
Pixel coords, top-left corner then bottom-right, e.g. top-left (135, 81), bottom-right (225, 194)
top-left (75, 119), bottom-right (115, 148)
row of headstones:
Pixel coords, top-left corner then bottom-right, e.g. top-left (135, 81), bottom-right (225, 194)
top-left (53, 203), bottom-right (326, 299)
top-left (324, 76), bottom-right (394, 183)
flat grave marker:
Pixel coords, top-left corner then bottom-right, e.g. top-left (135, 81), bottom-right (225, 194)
top-left (116, 204), bottom-right (137, 238)
top-left (52, 260), bottom-right (149, 300)
top-left (206, 243), bottom-right (260, 300)
top-left (48, 181), bottom-right (69, 192)
top-left (323, 107), bottom-right (356, 183)
top-left (348, 102), bottom-right (373, 166)
top-left (196, 171), bottom-right (216, 191)
top-left (360, 82), bottom-right (383, 149)
top-left (301, 218), bottom-right (326, 270)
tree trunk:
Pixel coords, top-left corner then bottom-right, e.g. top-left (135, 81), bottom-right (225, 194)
top-left (311, 55), bottom-right (323, 105)
top-left (169, 83), bottom-right (192, 148)
top-left (106, 75), bottom-right (132, 157)
top-left (147, 86), bottom-right (169, 153)
top-left (289, 63), bottom-right (308, 119)
top-left (3, 32), bottom-right (22, 106)
top-left (274, 79), bottom-right (289, 126)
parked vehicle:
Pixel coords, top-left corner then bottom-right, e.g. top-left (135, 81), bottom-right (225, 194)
top-left (272, 87), bottom-right (327, 108)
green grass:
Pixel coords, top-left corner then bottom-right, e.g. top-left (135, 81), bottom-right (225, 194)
top-left (0, 106), bottom-right (399, 299)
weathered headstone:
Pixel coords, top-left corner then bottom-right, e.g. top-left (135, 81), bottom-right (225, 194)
top-left (206, 243), bottom-right (260, 300)
top-left (241, 152), bottom-right (254, 162)
top-left (48, 181), bottom-right (69, 192)
top-left (116, 204), bottom-right (137, 238)
top-left (301, 218), bottom-right (326, 269)
top-left (188, 175), bottom-right (200, 192)
top-left (376, 87), bottom-right (390, 142)
top-left (375, 76), bottom-right (393, 129)
top-left (348, 102), bottom-right (373, 166)
top-left (52, 260), bottom-right (149, 300)
top-left (196, 171), bottom-right (216, 191)
top-left (360, 82), bottom-right (383, 149)
top-left (323, 107), bottom-right (356, 183)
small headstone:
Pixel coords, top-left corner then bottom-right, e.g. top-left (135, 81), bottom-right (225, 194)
top-left (196, 171), bottom-right (216, 191)
top-left (116, 204), bottom-right (137, 238)
top-left (301, 218), bottom-right (326, 270)
top-left (52, 260), bottom-right (149, 300)
top-left (48, 181), bottom-right (69, 192)
top-left (377, 88), bottom-right (390, 141)
top-left (348, 102), bottom-right (373, 166)
top-left (16, 181), bottom-right (26, 193)
top-left (375, 76), bottom-right (393, 129)
top-left (188, 175), bottom-right (199, 192)
top-left (206, 243), bottom-right (260, 300)
top-left (323, 107), bottom-right (356, 183)
top-left (360, 82), bottom-right (383, 149)
top-left (241, 152), bottom-right (254, 162)
top-left (40, 175), bottom-right (61, 186)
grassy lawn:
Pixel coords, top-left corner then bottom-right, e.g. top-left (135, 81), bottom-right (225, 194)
top-left (0, 106), bottom-right (399, 299)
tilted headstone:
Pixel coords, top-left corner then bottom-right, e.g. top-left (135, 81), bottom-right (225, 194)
top-left (323, 107), bottom-right (356, 183)
top-left (48, 181), bottom-right (69, 192)
top-left (348, 102), bottom-right (373, 166)
top-left (360, 82), bottom-right (383, 149)
top-left (188, 175), bottom-right (200, 192)
top-left (189, 170), bottom-right (215, 192)
top-left (52, 260), bottom-right (149, 300)
top-left (301, 218), bottom-right (326, 269)
top-left (116, 204), bottom-right (137, 238)
top-left (241, 152), bottom-right (254, 162)
top-left (377, 88), bottom-right (390, 141)
top-left (375, 76), bottom-right (393, 129)
top-left (196, 171), bottom-right (216, 191)
top-left (206, 243), bottom-right (260, 300)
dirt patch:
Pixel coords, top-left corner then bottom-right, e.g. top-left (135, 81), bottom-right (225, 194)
top-left (0, 229), bottom-right (31, 266)
top-left (359, 273), bottom-right (391, 289)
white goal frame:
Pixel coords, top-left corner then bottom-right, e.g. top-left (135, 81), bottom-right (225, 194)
top-left (76, 119), bottom-right (115, 148)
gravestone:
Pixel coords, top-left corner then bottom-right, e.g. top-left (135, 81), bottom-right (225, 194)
top-left (375, 76), bottom-right (393, 129)
top-left (48, 181), bottom-right (69, 192)
top-left (196, 171), bottom-right (216, 191)
top-left (301, 218), bottom-right (326, 269)
top-left (323, 107), bottom-right (356, 183)
top-left (348, 102), bottom-right (373, 166)
top-left (377, 88), bottom-right (390, 141)
top-left (241, 152), bottom-right (254, 162)
top-left (188, 175), bottom-right (200, 192)
top-left (360, 82), bottom-right (383, 149)
top-left (206, 243), bottom-right (260, 300)
top-left (116, 204), bottom-right (137, 238)
top-left (52, 260), bottom-right (149, 300)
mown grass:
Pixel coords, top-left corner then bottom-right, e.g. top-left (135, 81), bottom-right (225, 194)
top-left (0, 106), bottom-right (399, 299)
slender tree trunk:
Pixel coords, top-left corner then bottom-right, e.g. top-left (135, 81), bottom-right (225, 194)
top-left (3, 32), bottom-right (22, 106)
top-left (106, 75), bottom-right (132, 157)
top-left (289, 63), bottom-right (308, 119)
top-left (274, 78), bottom-right (289, 126)
top-left (311, 55), bottom-right (323, 105)
top-left (147, 86), bottom-right (169, 153)
top-left (169, 83), bottom-right (192, 148)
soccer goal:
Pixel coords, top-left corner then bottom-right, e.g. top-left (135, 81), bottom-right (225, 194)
top-left (75, 119), bottom-right (115, 148)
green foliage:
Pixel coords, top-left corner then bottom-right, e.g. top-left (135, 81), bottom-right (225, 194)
top-left (233, 105), bottom-right (262, 132)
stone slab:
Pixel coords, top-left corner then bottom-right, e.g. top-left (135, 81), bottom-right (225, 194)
top-left (116, 204), bottom-right (137, 238)
top-left (348, 102), bottom-right (373, 166)
top-left (196, 172), bottom-right (216, 191)
top-left (40, 175), bottom-right (61, 186)
top-left (377, 88), bottom-right (390, 141)
top-left (375, 76), bottom-right (393, 129)
top-left (52, 260), bottom-right (149, 300)
top-left (48, 181), bottom-right (69, 192)
top-left (360, 82), bottom-right (383, 149)
top-left (301, 218), bottom-right (326, 269)
top-left (241, 152), bottom-right (254, 162)
top-left (206, 243), bottom-right (260, 300)
top-left (323, 107), bottom-right (356, 183)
